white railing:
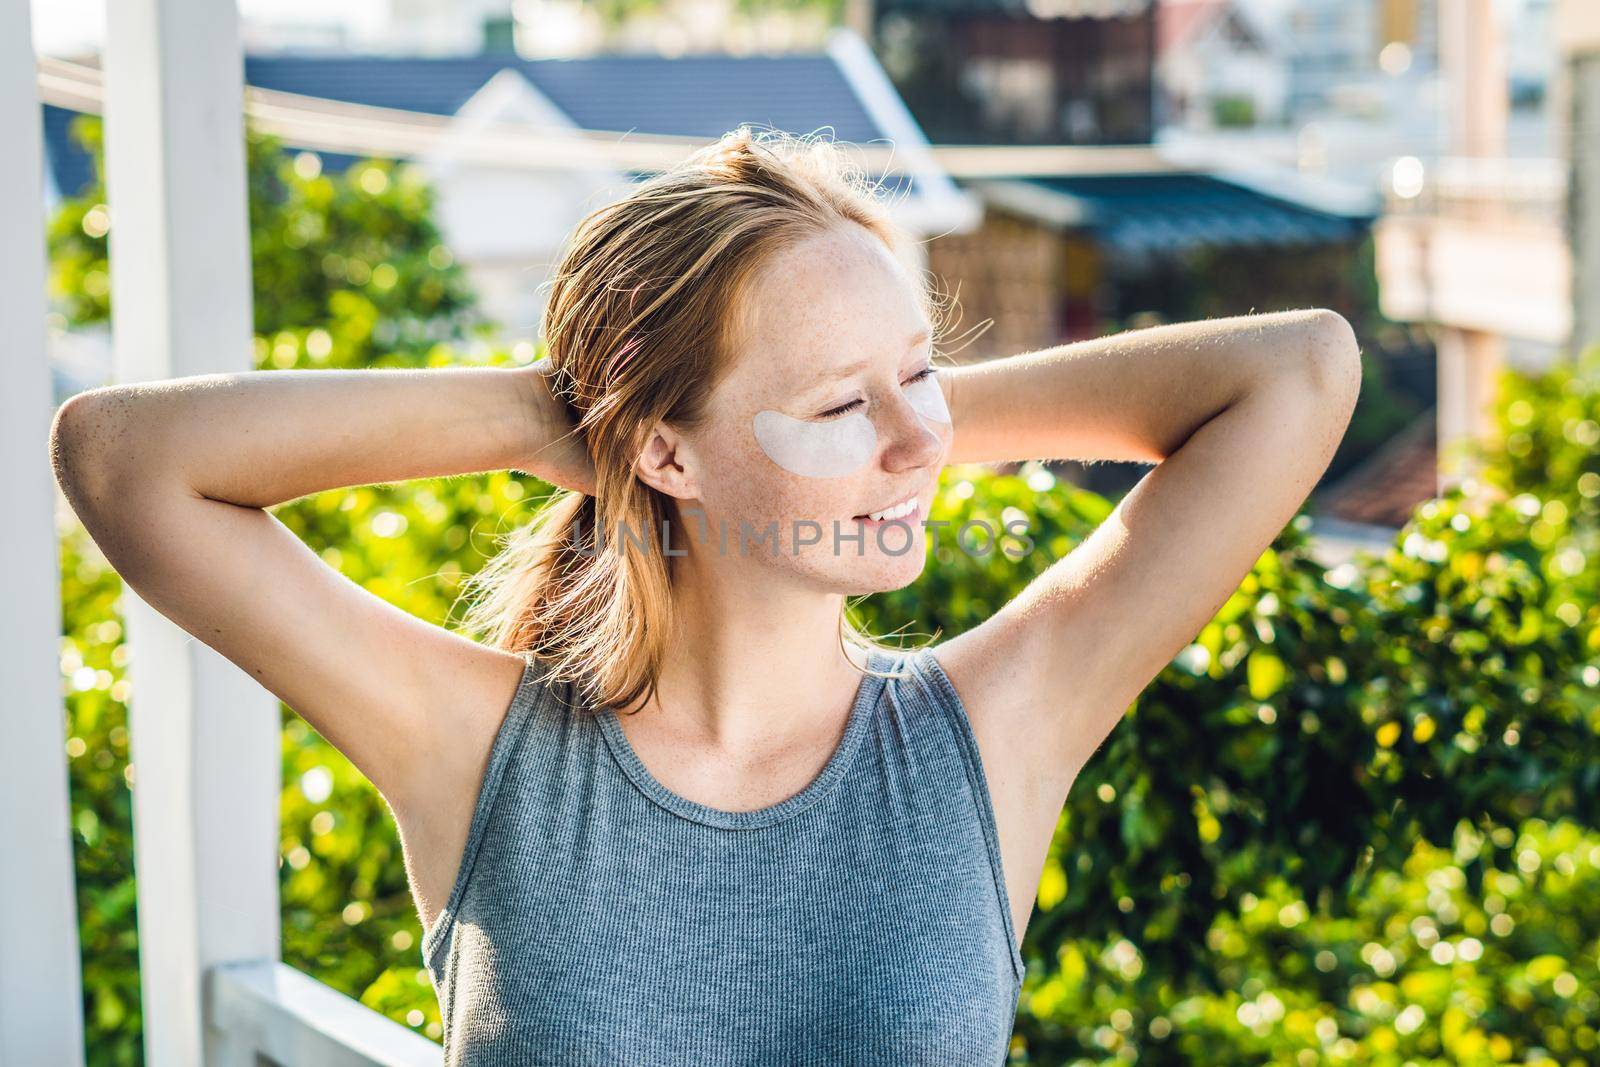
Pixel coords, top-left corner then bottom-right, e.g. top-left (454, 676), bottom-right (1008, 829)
top-left (3, 0), bottom-right (447, 1062)
top-left (1382, 154), bottom-right (1568, 225)
top-left (206, 963), bottom-right (442, 1067)
top-left (1375, 154), bottom-right (1573, 345)
top-left (1, 0), bottom-right (86, 1060)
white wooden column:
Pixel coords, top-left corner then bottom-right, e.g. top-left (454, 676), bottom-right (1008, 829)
top-left (101, 2), bottom-right (282, 1064)
top-left (0, 2), bottom-right (88, 1063)
top-left (1561, 1), bottom-right (1600, 353)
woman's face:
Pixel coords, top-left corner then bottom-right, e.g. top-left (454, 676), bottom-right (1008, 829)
top-left (671, 225), bottom-right (951, 594)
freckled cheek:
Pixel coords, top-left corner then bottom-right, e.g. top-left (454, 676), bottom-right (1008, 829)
top-left (692, 431), bottom-right (776, 515)
top-left (703, 427), bottom-right (863, 524)
top-left (771, 479), bottom-right (862, 524)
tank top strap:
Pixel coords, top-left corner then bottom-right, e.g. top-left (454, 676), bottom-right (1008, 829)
top-left (887, 644), bottom-right (1028, 988)
top-left (420, 650), bottom-right (567, 968)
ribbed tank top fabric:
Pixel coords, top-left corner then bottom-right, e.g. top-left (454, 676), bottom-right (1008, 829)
top-left (419, 646), bottom-right (1027, 1066)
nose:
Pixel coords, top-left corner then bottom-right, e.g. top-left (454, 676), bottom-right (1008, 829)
top-left (879, 390), bottom-right (946, 473)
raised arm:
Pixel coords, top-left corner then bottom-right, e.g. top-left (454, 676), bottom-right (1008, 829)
top-left (940, 308), bottom-right (1350, 469)
top-left (48, 362), bottom-right (592, 812)
top-left (928, 310), bottom-right (1361, 922)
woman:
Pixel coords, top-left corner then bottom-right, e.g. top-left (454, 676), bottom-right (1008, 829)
top-left (50, 127), bottom-right (1360, 1064)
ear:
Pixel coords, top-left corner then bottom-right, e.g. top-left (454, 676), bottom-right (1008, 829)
top-left (633, 420), bottom-right (700, 500)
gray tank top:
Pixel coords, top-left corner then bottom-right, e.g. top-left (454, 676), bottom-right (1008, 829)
top-left (420, 646), bottom-right (1027, 1065)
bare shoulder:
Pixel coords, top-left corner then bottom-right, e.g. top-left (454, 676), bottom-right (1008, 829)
top-left (398, 633), bottom-right (534, 811)
top-left (931, 361), bottom-right (1358, 805)
top-left (927, 622), bottom-right (1082, 944)
top-left (926, 623), bottom-right (1067, 796)
top-left (388, 634), bottom-right (533, 936)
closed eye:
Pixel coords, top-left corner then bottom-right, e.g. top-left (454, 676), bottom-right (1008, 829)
top-left (816, 366), bottom-right (937, 420)
top-left (816, 400), bottom-right (862, 419)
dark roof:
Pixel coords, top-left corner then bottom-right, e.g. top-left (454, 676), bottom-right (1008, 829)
top-left (1315, 408), bottom-right (1439, 529)
top-left (44, 105), bottom-right (97, 202)
top-left (1018, 172), bottom-right (1372, 252)
top-left (42, 51), bottom-right (907, 199)
top-left (242, 53), bottom-right (884, 141)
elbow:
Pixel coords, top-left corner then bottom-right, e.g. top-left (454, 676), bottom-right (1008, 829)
top-left (1300, 309), bottom-right (1362, 406)
top-left (50, 389), bottom-right (129, 518)
top-left (50, 391), bottom-right (96, 496)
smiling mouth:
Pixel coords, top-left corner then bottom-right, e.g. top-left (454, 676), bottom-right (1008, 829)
top-left (852, 493), bottom-right (922, 523)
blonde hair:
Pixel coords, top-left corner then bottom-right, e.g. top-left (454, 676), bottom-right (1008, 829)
top-left (459, 126), bottom-right (949, 715)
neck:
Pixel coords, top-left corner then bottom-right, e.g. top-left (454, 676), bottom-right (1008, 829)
top-left (640, 544), bottom-right (865, 755)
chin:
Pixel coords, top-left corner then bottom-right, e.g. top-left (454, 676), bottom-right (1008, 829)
top-left (771, 511), bottom-right (932, 592)
top-left (831, 546), bottom-right (928, 595)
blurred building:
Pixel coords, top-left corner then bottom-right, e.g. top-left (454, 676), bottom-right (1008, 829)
top-left (40, 19), bottom-right (1377, 392)
top-left (383, 0), bottom-right (522, 54)
top-left (39, 33), bottom-right (981, 373)
top-left (1155, 0), bottom-right (1553, 193)
top-left (831, 0), bottom-right (1372, 365)
top-left (1281, 0), bottom-right (1425, 114)
top-left (1307, 0), bottom-right (1567, 550)
top-left (1155, 0), bottom-right (1291, 131)
top-left (927, 169), bottom-right (1372, 361)
top-left (236, 0), bottom-right (847, 60)
top-left (34, 1), bottom-right (1389, 439)
top-left (860, 0), bottom-right (1157, 145)
top-left (1560, 0), bottom-right (1600, 354)
top-left (1373, 0), bottom-right (1571, 492)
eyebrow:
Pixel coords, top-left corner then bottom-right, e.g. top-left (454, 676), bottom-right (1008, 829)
top-left (800, 326), bottom-right (932, 392)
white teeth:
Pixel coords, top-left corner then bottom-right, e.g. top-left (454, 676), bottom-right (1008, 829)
top-left (865, 495), bottom-right (917, 521)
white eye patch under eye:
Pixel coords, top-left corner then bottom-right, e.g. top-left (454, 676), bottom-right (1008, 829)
top-left (903, 372), bottom-right (951, 424)
top-left (752, 409), bottom-right (878, 477)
